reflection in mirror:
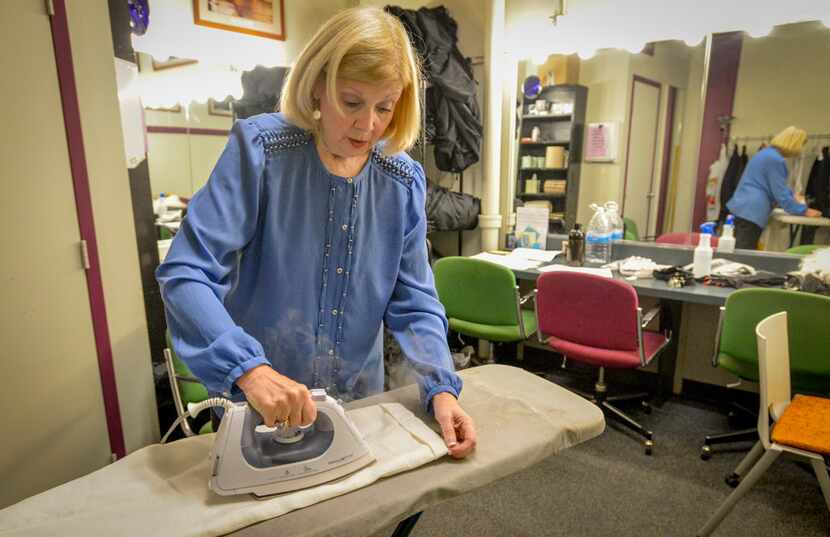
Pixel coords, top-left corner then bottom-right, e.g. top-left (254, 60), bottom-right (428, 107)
top-left (512, 17), bottom-right (830, 253)
top-left (514, 40), bottom-right (701, 243)
top-left (722, 21), bottom-right (830, 251)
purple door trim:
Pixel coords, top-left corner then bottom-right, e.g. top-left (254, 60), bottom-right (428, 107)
top-left (622, 75), bottom-right (662, 236)
top-left (655, 86), bottom-right (677, 235)
top-left (50, 0), bottom-right (126, 458)
top-left (692, 33), bottom-right (743, 228)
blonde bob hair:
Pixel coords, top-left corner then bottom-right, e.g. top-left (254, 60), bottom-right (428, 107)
top-left (280, 7), bottom-right (421, 155)
top-left (770, 126), bottom-right (807, 158)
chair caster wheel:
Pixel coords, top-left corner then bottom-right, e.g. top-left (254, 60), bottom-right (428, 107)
top-left (700, 445), bottom-right (712, 461)
top-left (641, 401), bottom-right (652, 414)
top-left (644, 440), bottom-right (653, 456)
top-left (725, 473), bottom-right (741, 488)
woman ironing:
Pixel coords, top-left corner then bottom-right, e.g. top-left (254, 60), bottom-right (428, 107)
top-left (726, 126), bottom-right (822, 249)
top-left (157, 7), bottom-right (476, 458)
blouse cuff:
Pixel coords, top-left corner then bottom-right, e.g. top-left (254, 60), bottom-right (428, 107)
top-left (222, 355), bottom-right (271, 396)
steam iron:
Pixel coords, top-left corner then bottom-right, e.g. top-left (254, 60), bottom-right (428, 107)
top-left (207, 388), bottom-right (374, 497)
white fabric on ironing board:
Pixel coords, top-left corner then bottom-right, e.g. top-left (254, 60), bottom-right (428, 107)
top-left (0, 403), bottom-right (446, 537)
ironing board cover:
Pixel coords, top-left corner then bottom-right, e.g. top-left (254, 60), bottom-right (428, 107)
top-left (0, 365), bottom-right (605, 537)
top-left (0, 403), bottom-right (445, 537)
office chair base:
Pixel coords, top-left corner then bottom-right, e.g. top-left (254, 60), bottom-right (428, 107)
top-left (600, 400), bottom-right (655, 455)
top-left (700, 428), bottom-right (757, 460)
top-left (725, 473), bottom-right (741, 488)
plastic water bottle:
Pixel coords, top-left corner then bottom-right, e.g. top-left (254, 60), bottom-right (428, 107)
top-left (585, 204), bottom-right (612, 264)
top-left (604, 201), bottom-right (624, 241)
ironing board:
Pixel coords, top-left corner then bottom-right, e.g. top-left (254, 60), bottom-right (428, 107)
top-left (226, 364), bottom-right (605, 537)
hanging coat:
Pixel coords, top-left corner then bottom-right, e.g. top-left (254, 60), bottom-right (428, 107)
top-left (386, 6), bottom-right (483, 173)
top-left (717, 146), bottom-right (744, 225)
top-left (425, 181), bottom-right (480, 232)
top-left (806, 147), bottom-right (830, 216)
top-left (233, 66), bottom-right (289, 119)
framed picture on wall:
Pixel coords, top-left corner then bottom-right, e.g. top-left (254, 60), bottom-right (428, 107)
top-left (208, 98), bottom-right (234, 117)
top-left (193, 0), bottom-right (286, 41)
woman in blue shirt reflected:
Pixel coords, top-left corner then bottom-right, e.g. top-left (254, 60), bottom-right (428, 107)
top-left (726, 126), bottom-right (822, 249)
top-left (156, 7), bottom-right (476, 458)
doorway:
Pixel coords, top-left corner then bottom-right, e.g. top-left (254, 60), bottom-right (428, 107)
top-left (622, 76), bottom-right (662, 239)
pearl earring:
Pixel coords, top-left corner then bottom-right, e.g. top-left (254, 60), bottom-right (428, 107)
top-left (312, 109), bottom-right (321, 120)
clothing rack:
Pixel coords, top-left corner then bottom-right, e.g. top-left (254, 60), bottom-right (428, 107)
top-left (730, 133), bottom-right (830, 143)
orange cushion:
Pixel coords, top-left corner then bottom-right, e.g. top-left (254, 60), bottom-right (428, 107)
top-left (771, 394), bottom-right (830, 455)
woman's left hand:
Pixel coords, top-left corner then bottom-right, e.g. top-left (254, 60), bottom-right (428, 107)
top-left (432, 392), bottom-right (477, 459)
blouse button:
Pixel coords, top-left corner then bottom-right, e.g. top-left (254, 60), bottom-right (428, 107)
top-left (346, 177), bottom-right (353, 184)
top-left (341, 224), bottom-right (348, 231)
top-left (328, 349), bottom-right (334, 356)
top-left (336, 267), bottom-right (344, 274)
top-left (332, 309), bottom-right (339, 316)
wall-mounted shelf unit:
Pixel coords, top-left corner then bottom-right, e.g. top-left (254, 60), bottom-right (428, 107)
top-left (516, 84), bottom-right (588, 233)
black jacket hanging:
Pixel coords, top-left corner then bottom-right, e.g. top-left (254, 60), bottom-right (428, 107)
top-left (805, 147), bottom-right (830, 216)
top-left (718, 146), bottom-right (744, 225)
top-left (233, 66), bottom-right (289, 119)
top-left (386, 6), bottom-right (483, 172)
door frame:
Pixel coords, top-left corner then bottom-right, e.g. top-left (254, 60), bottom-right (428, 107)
top-left (655, 86), bottom-right (677, 235)
top-left (622, 75), bottom-right (662, 238)
top-left (50, 0), bottom-right (125, 459)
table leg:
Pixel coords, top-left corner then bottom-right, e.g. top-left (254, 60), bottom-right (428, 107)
top-left (390, 511), bottom-right (423, 537)
top-left (789, 224), bottom-right (801, 248)
top-left (656, 300), bottom-right (682, 407)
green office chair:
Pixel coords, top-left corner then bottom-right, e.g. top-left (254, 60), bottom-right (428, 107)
top-left (700, 288), bottom-right (830, 460)
top-left (164, 332), bottom-right (213, 437)
top-left (433, 257), bottom-right (536, 360)
top-left (623, 217), bottom-right (640, 241)
top-left (785, 244), bottom-right (824, 255)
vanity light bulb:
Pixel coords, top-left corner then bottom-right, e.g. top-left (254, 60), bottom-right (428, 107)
top-left (577, 49), bottom-right (596, 60)
top-left (746, 25), bottom-right (772, 39)
top-left (681, 34), bottom-right (703, 47)
top-left (532, 52), bottom-right (550, 65)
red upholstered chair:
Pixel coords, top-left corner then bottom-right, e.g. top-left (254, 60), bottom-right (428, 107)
top-left (534, 272), bottom-right (671, 454)
top-left (656, 232), bottom-right (719, 248)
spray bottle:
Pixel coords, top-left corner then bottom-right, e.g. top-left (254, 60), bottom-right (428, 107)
top-left (693, 222), bottom-right (715, 279)
top-left (719, 215), bottom-right (736, 253)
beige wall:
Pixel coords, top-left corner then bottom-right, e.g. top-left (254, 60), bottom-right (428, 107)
top-left (68, 1), bottom-right (158, 452)
top-left (732, 21), bottom-right (830, 139)
top-left (628, 41), bottom-right (693, 237)
top-left (672, 43), bottom-right (706, 232)
top-left (576, 49), bottom-right (632, 225)
top-left (574, 42), bottom-right (701, 232)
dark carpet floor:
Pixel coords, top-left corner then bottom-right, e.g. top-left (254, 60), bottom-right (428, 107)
top-left (372, 354), bottom-right (830, 537)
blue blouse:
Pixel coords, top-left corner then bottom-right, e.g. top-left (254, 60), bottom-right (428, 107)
top-left (726, 146), bottom-right (806, 228)
top-left (156, 113), bottom-right (461, 410)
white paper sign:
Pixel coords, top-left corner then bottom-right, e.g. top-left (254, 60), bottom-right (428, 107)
top-left (585, 122), bottom-right (618, 162)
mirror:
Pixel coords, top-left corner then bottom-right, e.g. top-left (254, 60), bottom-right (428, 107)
top-left (511, 17), bottom-right (830, 251)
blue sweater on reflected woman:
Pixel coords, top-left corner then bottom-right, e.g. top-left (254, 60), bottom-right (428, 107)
top-left (726, 146), bottom-right (806, 228)
top-left (156, 113), bottom-right (461, 410)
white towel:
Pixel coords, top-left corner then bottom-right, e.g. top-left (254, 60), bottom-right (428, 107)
top-left (0, 403), bottom-right (447, 537)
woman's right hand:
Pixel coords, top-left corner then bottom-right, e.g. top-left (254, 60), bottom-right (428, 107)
top-left (235, 365), bottom-right (317, 427)
top-left (806, 208), bottom-right (822, 217)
